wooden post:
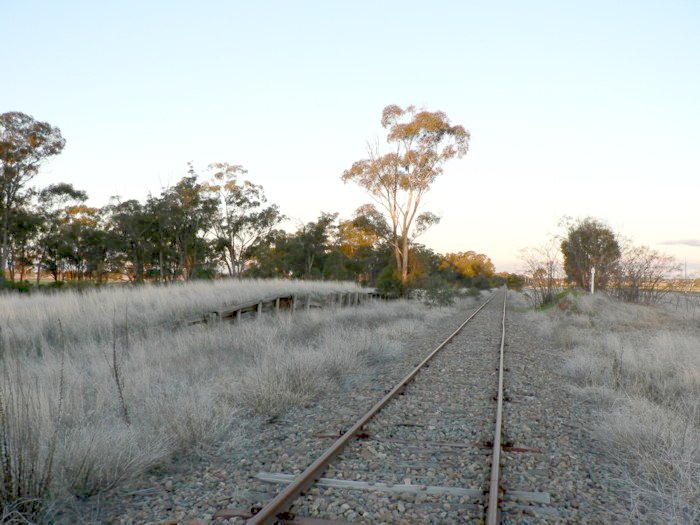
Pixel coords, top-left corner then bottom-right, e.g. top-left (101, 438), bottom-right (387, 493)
top-left (257, 301), bottom-right (263, 318)
top-left (292, 294), bottom-right (297, 313)
top-left (275, 297), bottom-right (281, 312)
top-left (305, 294), bottom-right (311, 311)
top-left (236, 309), bottom-right (241, 323)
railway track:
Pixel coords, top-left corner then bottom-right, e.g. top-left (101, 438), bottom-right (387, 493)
top-left (213, 288), bottom-right (548, 524)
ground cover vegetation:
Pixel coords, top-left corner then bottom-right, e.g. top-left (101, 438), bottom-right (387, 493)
top-left (530, 293), bottom-right (699, 524)
top-left (0, 278), bottom-right (481, 521)
top-left (519, 219), bottom-right (696, 522)
top-left (0, 110), bottom-right (518, 295)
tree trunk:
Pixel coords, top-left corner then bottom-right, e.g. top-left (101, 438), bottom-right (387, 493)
top-left (135, 249), bottom-right (144, 283)
top-left (0, 203), bottom-right (9, 282)
top-left (400, 232), bottom-right (410, 284)
top-left (36, 253), bottom-right (43, 286)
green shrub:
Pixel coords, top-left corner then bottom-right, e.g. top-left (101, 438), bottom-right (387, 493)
top-left (506, 273), bottom-right (525, 291)
top-left (421, 276), bottom-right (455, 307)
top-left (0, 280), bottom-right (31, 294)
top-left (471, 274), bottom-right (491, 290)
top-left (375, 266), bottom-right (404, 297)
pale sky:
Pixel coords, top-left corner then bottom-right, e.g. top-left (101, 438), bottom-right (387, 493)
top-left (3, 1), bottom-right (699, 273)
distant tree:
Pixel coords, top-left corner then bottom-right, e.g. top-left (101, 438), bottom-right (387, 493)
top-left (206, 163), bottom-right (283, 276)
top-left (34, 183), bottom-right (89, 283)
top-left (519, 241), bottom-right (562, 306)
top-left (0, 112), bottom-right (65, 281)
top-left (336, 205), bottom-right (391, 284)
top-left (407, 244), bottom-right (441, 286)
top-left (106, 198), bottom-right (154, 283)
top-left (245, 229), bottom-right (289, 278)
top-left (560, 217), bottom-right (621, 290)
top-left (155, 169), bottom-right (219, 280)
top-left (504, 273), bottom-right (525, 291)
top-left (440, 251), bottom-right (495, 282)
top-left (53, 204), bottom-right (102, 280)
top-left (286, 212), bottom-right (338, 279)
top-left (612, 244), bottom-right (680, 303)
top-left (7, 204), bottom-right (42, 282)
top-left (341, 104), bottom-right (469, 285)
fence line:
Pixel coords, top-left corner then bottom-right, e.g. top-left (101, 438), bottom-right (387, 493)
top-left (182, 290), bottom-right (389, 327)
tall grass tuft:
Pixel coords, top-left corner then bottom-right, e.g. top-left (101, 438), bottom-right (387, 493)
top-left (536, 292), bottom-right (700, 524)
top-left (0, 279), bottom-right (464, 520)
top-left (1, 373), bottom-right (59, 519)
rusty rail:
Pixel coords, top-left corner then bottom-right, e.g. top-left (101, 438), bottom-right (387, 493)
top-left (239, 292), bottom-right (497, 524)
top-left (486, 288), bottom-right (508, 524)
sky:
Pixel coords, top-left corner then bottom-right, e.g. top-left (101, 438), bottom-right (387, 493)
top-left (2, 0), bottom-right (699, 273)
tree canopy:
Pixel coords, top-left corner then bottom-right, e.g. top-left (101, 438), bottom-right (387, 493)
top-left (342, 104), bottom-right (470, 285)
top-left (0, 112), bottom-right (65, 281)
top-left (440, 251), bottom-right (495, 280)
top-left (0, 109), bottom-right (508, 295)
top-left (560, 217), bottom-right (621, 290)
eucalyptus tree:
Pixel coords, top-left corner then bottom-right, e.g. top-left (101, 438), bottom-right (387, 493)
top-left (0, 112), bottom-right (65, 280)
top-left (286, 212), bottom-right (339, 279)
top-left (34, 183), bottom-right (89, 283)
top-left (51, 204), bottom-right (102, 280)
top-left (206, 163), bottom-right (283, 276)
top-left (155, 171), bottom-right (219, 280)
top-left (7, 203), bottom-right (42, 281)
top-left (342, 104), bottom-right (469, 285)
top-left (440, 251), bottom-right (495, 283)
top-left (107, 198), bottom-right (155, 283)
top-left (336, 205), bottom-right (393, 284)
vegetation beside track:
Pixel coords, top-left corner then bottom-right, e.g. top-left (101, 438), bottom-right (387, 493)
top-left (531, 293), bottom-right (699, 524)
top-left (0, 279), bottom-right (475, 522)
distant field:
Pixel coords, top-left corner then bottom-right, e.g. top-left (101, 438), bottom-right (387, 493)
top-left (0, 278), bottom-right (468, 521)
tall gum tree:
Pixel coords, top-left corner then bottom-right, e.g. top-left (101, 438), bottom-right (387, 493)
top-left (341, 104), bottom-right (469, 284)
top-left (0, 112), bottom-right (65, 281)
top-left (205, 163), bottom-right (283, 277)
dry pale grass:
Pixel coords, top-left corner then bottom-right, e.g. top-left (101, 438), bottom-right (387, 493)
top-left (533, 291), bottom-right (700, 524)
top-left (0, 278), bottom-right (362, 357)
top-left (597, 398), bottom-right (699, 524)
top-left (0, 280), bottom-right (468, 521)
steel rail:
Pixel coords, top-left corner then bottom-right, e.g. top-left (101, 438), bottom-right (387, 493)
top-left (486, 288), bottom-right (508, 524)
top-left (244, 292), bottom-right (498, 525)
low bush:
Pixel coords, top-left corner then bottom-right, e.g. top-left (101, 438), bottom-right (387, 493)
top-left (0, 280), bottom-right (31, 294)
top-left (419, 276), bottom-right (456, 307)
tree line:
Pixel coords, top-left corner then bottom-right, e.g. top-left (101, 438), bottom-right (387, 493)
top-left (1, 109), bottom-right (517, 293)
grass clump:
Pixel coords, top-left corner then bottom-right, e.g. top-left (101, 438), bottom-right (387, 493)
top-left (535, 291), bottom-right (700, 524)
top-left (0, 279), bottom-right (463, 521)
